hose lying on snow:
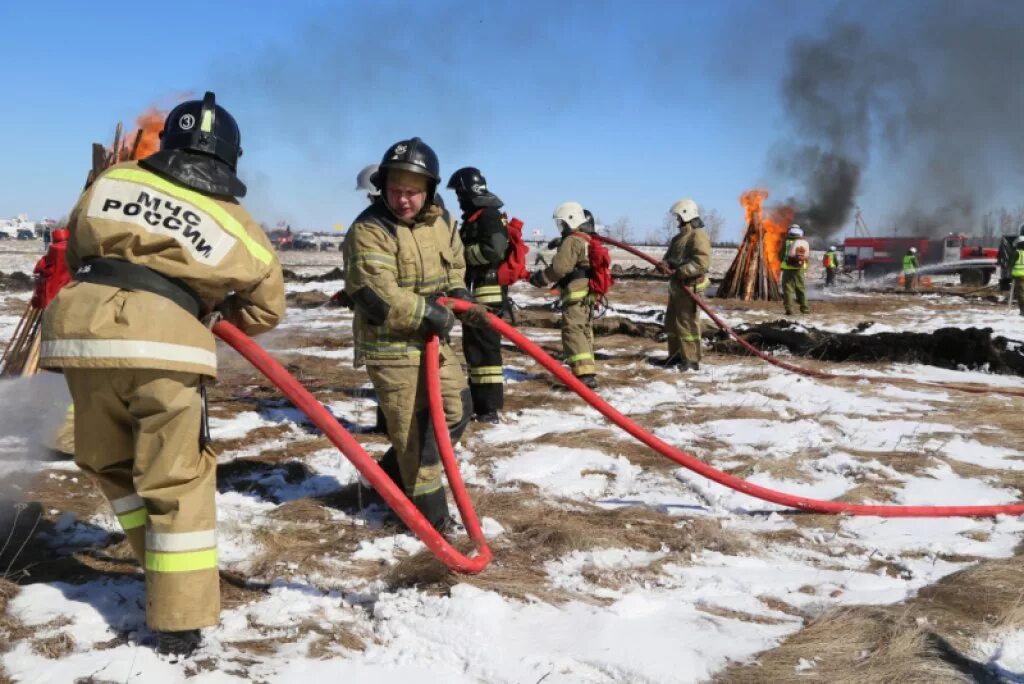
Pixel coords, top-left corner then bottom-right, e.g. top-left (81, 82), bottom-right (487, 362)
top-left (598, 235), bottom-right (1024, 399)
top-left (213, 320), bottom-right (492, 573)
top-left (443, 297), bottom-right (1024, 517)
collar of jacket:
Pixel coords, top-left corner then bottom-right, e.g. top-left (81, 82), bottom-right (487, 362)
top-left (358, 201), bottom-right (442, 235)
top-left (462, 192), bottom-right (504, 214)
top-left (139, 150), bottom-right (247, 198)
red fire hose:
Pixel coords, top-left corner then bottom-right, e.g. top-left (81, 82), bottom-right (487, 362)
top-left (443, 297), bottom-right (1024, 517)
top-left (213, 320), bottom-right (491, 573)
top-left (598, 235), bottom-right (1024, 399)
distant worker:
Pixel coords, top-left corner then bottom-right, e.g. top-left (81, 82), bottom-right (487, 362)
top-left (448, 167), bottom-right (509, 423)
top-left (823, 245), bottom-right (839, 287)
top-left (343, 137), bottom-right (481, 532)
top-left (40, 92), bottom-right (285, 656)
top-left (1012, 236), bottom-right (1024, 316)
top-left (656, 199), bottom-right (711, 370)
top-left (530, 202), bottom-right (599, 388)
top-left (902, 247), bottom-right (919, 291)
top-left (780, 224), bottom-right (810, 315)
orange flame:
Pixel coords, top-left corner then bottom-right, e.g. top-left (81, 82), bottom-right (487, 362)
top-left (114, 107), bottom-right (166, 162)
top-left (739, 189), bottom-right (794, 275)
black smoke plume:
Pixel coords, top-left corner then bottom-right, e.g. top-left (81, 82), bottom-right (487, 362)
top-left (772, 3), bottom-right (1024, 238)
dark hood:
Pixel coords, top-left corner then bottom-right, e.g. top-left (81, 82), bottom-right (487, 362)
top-left (140, 150), bottom-right (247, 198)
top-left (459, 192), bottom-right (504, 215)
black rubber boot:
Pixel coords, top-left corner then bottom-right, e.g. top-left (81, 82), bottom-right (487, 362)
top-left (158, 629), bottom-right (202, 657)
top-left (473, 411), bottom-right (500, 424)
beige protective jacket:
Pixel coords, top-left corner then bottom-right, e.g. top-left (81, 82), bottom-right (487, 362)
top-left (40, 161), bottom-right (285, 378)
top-left (344, 202), bottom-right (466, 367)
top-left (663, 227), bottom-right (712, 285)
top-left (542, 232), bottom-right (590, 303)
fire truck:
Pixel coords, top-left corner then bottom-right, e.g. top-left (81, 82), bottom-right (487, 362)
top-left (842, 233), bottom-right (999, 285)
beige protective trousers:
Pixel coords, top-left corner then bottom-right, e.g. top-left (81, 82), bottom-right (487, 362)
top-left (64, 368), bottom-right (219, 632)
top-left (561, 297), bottom-right (596, 377)
top-left (666, 284), bottom-right (701, 363)
top-left (367, 353), bottom-right (469, 528)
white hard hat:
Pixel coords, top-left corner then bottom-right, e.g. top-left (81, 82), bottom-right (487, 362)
top-left (828, 245), bottom-right (836, 251)
top-left (356, 164), bottom-right (380, 196)
top-left (1015, 235), bottom-right (1024, 246)
top-left (669, 199), bottom-right (700, 223)
top-left (909, 246), bottom-right (918, 253)
top-left (553, 201), bottom-right (588, 231)
top-left (787, 224), bottom-right (803, 237)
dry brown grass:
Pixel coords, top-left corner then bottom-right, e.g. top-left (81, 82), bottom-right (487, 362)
top-left (697, 603), bottom-right (794, 626)
top-left (31, 631), bottom-right (75, 658)
top-left (718, 606), bottom-right (973, 684)
top-left (719, 554), bottom-right (1024, 683)
top-left (228, 615), bottom-right (366, 660)
top-left (386, 492), bottom-right (749, 602)
top-left (0, 580), bottom-right (31, 654)
top-left (246, 498), bottom-right (375, 580)
top-left (19, 469), bottom-right (106, 521)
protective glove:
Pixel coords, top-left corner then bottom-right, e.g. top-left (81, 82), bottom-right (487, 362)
top-left (529, 270), bottom-right (548, 288)
top-left (422, 298), bottom-right (456, 338)
top-left (328, 289), bottom-right (354, 308)
top-left (458, 303), bottom-right (491, 328)
top-left (447, 287), bottom-right (474, 303)
top-left (655, 261), bottom-right (673, 276)
top-left (546, 237), bottom-right (563, 250)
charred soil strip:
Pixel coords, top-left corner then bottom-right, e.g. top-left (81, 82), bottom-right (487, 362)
top-left (716, 321), bottom-right (1024, 376)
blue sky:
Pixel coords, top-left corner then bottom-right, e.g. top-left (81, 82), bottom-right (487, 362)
top-left (2, 1), bottom-right (1019, 241)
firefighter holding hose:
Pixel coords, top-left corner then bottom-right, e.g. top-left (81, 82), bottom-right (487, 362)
top-left (656, 199), bottom-right (711, 371)
top-left (902, 246), bottom-right (919, 291)
top-left (529, 202), bottom-right (599, 388)
top-left (39, 92), bottom-right (285, 656)
top-left (343, 137), bottom-right (485, 532)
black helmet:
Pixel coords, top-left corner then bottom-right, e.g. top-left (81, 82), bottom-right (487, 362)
top-left (379, 137), bottom-right (440, 182)
top-left (447, 167), bottom-right (488, 196)
top-left (160, 91), bottom-right (242, 170)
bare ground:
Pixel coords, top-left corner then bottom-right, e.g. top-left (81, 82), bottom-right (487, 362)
top-left (2, 267), bottom-right (1023, 680)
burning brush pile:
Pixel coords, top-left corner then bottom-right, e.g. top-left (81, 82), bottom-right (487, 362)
top-left (717, 190), bottom-right (794, 301)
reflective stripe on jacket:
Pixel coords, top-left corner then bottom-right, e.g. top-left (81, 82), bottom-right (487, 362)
top-left (344, 202), bottom-right (466, 367)
top-left (40, 161), bottom-right (284, 378)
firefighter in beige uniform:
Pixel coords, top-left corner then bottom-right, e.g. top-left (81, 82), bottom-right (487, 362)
top-left (658, 199), bottom-right (711, 370)
top-left (40, 93), bottom-right (284, 656)
top-left (530, 202), bottom-right (598, 388)
top-left (343, 137), bottom-right (481, 531)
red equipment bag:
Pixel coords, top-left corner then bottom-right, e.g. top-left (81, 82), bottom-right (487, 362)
top-left (31, 228), bottom-right (71, 309)
top-left (497, 217), bottom-right (530, 286)
top-left (574, 233), bottom-right (614, 297)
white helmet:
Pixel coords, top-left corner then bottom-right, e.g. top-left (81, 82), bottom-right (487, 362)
top-left (909, 247), bottom-right (918, 254)
top-left (669, 199), bottom-right (700, 223)
top-left (356, 164), bottom-right (380, 196)
top-left (553, 201), bottom-right (588, 231)
top-left (787, 224), bottom-right (804, 237)
top-left (1015, 235), bottom-right (1024, 247)
top-left (828, 245), bottom-right (836, 251)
